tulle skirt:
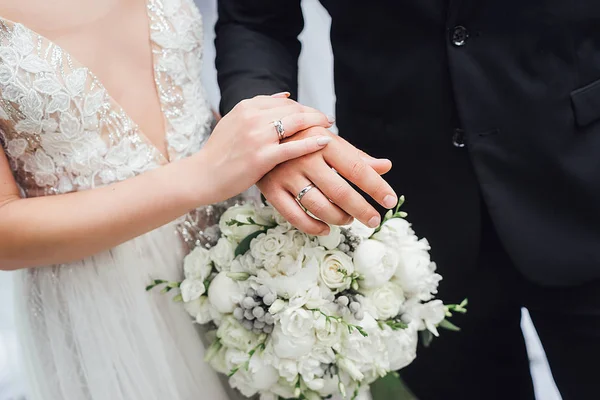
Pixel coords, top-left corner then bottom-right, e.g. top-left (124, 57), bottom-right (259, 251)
top-left (13, 222), bottom-right (235, 400)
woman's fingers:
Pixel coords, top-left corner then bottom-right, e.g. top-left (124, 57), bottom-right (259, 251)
top-left (278, 112), bottom-right (334, 139)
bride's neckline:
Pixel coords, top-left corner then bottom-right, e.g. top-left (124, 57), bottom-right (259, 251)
top-left (0, 1), bottom-right (172, 163)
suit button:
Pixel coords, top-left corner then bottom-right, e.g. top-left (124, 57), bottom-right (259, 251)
top-left (451, 26), bottom-right (469, 47)
top-left (452, 128), bottom-right (465, 148)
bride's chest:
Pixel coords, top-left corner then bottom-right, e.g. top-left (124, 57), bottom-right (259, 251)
top-left (0, 0), bottom-right (213, 198)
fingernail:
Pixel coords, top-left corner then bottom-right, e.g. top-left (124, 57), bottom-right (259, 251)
top-left (316, 136), bottom-right (332, 146)
top-left (383, 195), bottom-right (397, 209)
top-left (319, 228), bottom-right (330, 236)
top-left (327, 115), bottom-right (336, 124)
top-left (271, 91), bottom-right (290, 98)
top-left (368, 215), bottom-right (381, 228)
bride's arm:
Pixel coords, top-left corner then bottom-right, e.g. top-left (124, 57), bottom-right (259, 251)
top-left (0, 96), bottom-right (333, 270)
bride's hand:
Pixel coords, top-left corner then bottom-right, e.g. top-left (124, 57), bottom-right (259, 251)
top-left (196, 94), bottom-right (334, 203)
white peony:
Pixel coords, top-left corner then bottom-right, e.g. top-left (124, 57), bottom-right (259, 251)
top-left (394, 240), bottom-right (442, 301)
top-left (363, 281), bottom-right (405, 320)
top-left (217, 315), bottom-right (258, 352)
top-left (208, 272), bottom-right (244, 314)
top-left (316, 249), bottom-right (354, 292)
top-left (353, 239), bottom-right (398, 288)
top-left (183, 295), bottom-right (213, 324)
top-left (372, 217), bottom-right (414, 246)
top-left (256, 252), bottom-right (320, 299)
top-left (180, 279), bottom-right (205, 302)
top-left (317, 225), bottom-right (343, 250)
top-left (381, 324), bottom-right (418, 370)
top-left (275, 359), bottom-right (298, 382)
top-left (271, 317), bottom-right (316, 359)
top-left (245, 353), bottom-right (280, 391)
top-left (401, 299), bottom-right (446, 336)
top-left (210, 237), bottom-right (235, 271)
top-left (345, 219), bottom-right (375, 239)
top-left (250, 231), bottom-right (290, 262)
top-left (183, 246), bottom-right (212, 281)
top-left (219, 204), bottom-right (267, 242)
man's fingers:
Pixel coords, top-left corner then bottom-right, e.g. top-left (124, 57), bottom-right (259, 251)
top-left (325, 140), bottom-right (398, 210)
top-left (359, 150), bottom-right (392, 175)
top-left (307, 165), bottom-right (381, 228)
top-left (286, 179), bottom-right (352, 226)
top-left (258, 182), bottom-right (330, 235)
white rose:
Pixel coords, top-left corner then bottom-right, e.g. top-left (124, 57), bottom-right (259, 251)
top-left (345, 219), bottom-right (375, 239)
top-left (372, 217), bottom-right (414, 246)
top-left (250, 231), bottom-right (290, 262)
top-left (315, 249), bottom-right (354, 292)
top-left (183, 246), bottom-right (212, 281)
top-left (285, 230), bottom-right (311, 253)
top-left (210, 238), bottom-right (235, 271)
top-left (183, 295), bottom-right (213, 324)
top-left (219, 204), bottom-right (266, 242)
top-left (317, 225), bottom-right (343, 250)
top-left (394, 239), bottom-right (442, 301)
top-left (217, 315), bottom-right (258, 351)
top-left (271, 324), bottom-right (316, 359)
top-left (363, 281), bottom-right (405, 320)
top-left (401, 299), bottom-right (446, 336)
top-left (382, 324), bottom-right (418, 370)
top-left (180, 279), bottom-right (205, 302)
top-left (208, 272), bottom-right (244, 314)
top-left (353, 239), bottom-right (398, 288)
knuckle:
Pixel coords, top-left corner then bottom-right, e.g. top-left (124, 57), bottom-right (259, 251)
top-left (291, 115), bottom-right (306, 128)
top-left (328, 184), bottom-right (350, 202)
top-left (348, 160), bottom-right (367, 180)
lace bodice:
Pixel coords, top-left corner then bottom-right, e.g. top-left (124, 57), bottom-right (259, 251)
top-left (0, 0), bottom-right (213, 198)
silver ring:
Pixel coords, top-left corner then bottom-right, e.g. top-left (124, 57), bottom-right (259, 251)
top-left (296, 183), bottom-right (316, 204)
top-left (273, 119), bottom-right (285, 141)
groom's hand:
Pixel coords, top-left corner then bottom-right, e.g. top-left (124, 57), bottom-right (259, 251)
top-left (258, 127), bottom-right (397, 235)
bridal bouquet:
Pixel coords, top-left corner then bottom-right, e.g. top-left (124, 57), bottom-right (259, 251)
top-left (148, 198), bottom-right (466, 400)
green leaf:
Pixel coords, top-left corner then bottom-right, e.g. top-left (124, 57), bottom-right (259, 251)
top-left (234, 230), bottom-right (264, 256)
top-left (172, 294), bottom-right (183, 303)
top-left (438, 319), bottom-right (461, 332)
top-left (420, 330), bottom-right (434, 348)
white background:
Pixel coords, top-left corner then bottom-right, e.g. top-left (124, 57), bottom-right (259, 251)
top-left (0, 1), bottom-right (560, 399)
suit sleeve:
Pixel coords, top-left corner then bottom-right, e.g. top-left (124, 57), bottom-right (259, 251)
top-left (215, 0), bottom-right (304, 115)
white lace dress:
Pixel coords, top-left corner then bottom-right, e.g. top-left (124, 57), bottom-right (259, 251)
top-left (0, 1), bottom-right (236, 399)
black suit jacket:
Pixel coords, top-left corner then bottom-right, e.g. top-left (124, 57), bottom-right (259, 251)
top-left (215, 0), bottom-right (600, 288)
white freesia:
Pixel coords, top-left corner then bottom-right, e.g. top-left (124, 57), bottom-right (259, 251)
top-left (353, 239), bottom-right (398, 288)
top-left (363, 281), bottom-right (405, 320)
top-left (219, 204), bottom-right (267, 242)
top-left (317, 249), bottom-right (354, 292)
top-left (180, 279), bottom-right (205, 302)
top-left (345, 219), bottom-right (375, 239)
top-left (217, 316), bottom-right (258, 352)
top-left (337, 357), bottom-right (364, 381)
top-left (317, 225), bottom-right (343, 250)
top-left (251, 231), bottom-right (290, 263)
top-left (183, 295), bottom-right (213, 324)
top-left (314, 314), bottom-right (343, 349)
top-left (210, 237), bottom-right (235, 271)
top-left (183, 246), bottom-right (212, 281)
top-left (402, 299), bottom-right (446, 336)
top-left (229, 369), bottom-right (259, 397)
top-left (208, 272), bottom-right (244, 314)
top-left (206, 342), bottom-right (229, 374)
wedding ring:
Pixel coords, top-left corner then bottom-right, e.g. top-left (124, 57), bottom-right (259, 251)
top-left (296, 183), bottom-right (316, 204)
top-left (273, 119), bottom-right (285, 141)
